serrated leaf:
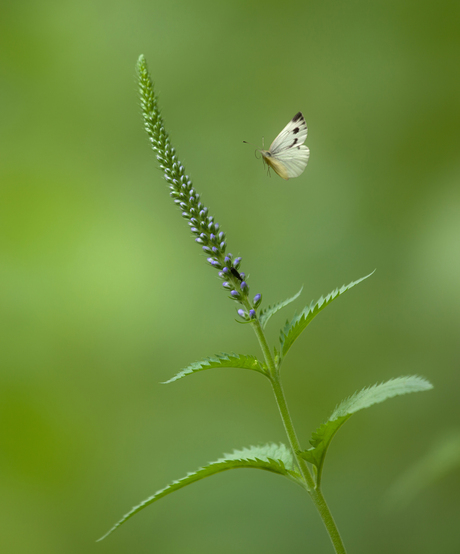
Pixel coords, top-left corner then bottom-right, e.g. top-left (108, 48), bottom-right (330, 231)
top-left (162, 353), bottom-right (266, 383)
top-left (299, 376), bottom-right (433, 486)
top-left (329, 375), bottom-right (433, 419)
top-left (299, 415), bottom-right (351, 485)
top-left (97, 443), bottom-right (300, 541)
top-left (280, 272), bottom-right (374, 359)
top-left (259, 287), bottom-right (303, 329)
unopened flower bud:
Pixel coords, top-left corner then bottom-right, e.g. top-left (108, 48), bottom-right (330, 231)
top-left (238, 309), bottom-right (248, 320)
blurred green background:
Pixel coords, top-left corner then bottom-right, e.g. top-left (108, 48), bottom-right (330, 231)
top-left (1, 0), bottom-right (459, 552)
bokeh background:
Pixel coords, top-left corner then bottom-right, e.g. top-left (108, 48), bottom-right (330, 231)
top-left (1, 1), bottom-right (459, 552)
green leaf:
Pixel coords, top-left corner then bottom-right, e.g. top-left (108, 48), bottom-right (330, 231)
top-left (329, 375), bottom-right (433, 419)
top-left (299, 415), bottom-right (351, 485)
top-left (299, 376), bottom-right (433, 486)
top-left (162, 353), bottom-right (266, 384)
top-left (259, 287), bottom-right (303, 329)
top-left (97, 443), bottom-right (300, 541)
top-left (280, 272), bottom-right (374, 359)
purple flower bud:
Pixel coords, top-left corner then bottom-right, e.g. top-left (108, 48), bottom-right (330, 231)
top-left (202, 246), bottom-right (212, 254)
top-left (218, 271), bottom-right (225, 279)
top-left (222, 281), bottom-right (232, 289)
top-left (190, 218), bottom-right (199, 225)
top-left (189, 196), bottom-right (195, 203)
top-left (249, 309), bottom-right (256, 319)
top-left (211, 260), bottom-right (222, 269)
top-left (238, 309), bottom-right (248, 320)
top-left (190, 227), bottom-right (199, 234)
top-left (240, 272), bottom-right (246, 279)
top-left (199, 233), bottom-right (208, 242)
top-left (213, 223), bottom-right (220, 232)
top-left (218, 231), bottom-right (225, 241)
top-left (189, 207), bottom-right (196, 215)
top-left (182, 212), bottom-right (190, 219)
top-left (220, 241), bottom-right (226, 251)
top-left (207, 257), bottom-right (215, 264)
top-left (253, 293), bottom-right (262, 307)
top-left (234, 257), bottom-right (242, 269)
top-left (195, 238), bottom-right (204, 244)
top-left (210, 233), bottom-right (216, 242)
top-left (240, 281), bottom-right (248, 291)
top-left (224, 255), bottom-right (232, 264)
top-left (212, 246), bottom-right (219, 254)
top-left (199, 209), bottom-right (208, 218)
top-left (231, 290), bottom-right (240, 298)
top-left (179, 202), bottom-right (187, 209)
top-left (222, 267), bottom-right (229, 274)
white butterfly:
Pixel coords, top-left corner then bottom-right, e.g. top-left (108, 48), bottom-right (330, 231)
top-left (251, 112), bottom-right (310, 180)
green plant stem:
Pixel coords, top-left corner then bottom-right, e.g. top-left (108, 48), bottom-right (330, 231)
top-left (309, 488), bottom-right (347, 554)
top-left (250, 317), bottom-right (347, 554)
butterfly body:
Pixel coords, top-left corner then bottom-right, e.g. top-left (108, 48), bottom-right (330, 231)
top-left (257, 112), bottom-right (310, 180)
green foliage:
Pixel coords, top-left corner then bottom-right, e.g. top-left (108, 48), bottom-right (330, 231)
top-left (300, 376), bottom-right (433, 486)
top-left (279, 272), bottom-right (374, 360)
top-left (162, 353), bottom-right (267, 383)
top-left (259, 287), bottom-right (303, 329)
top-left (329, 376), bottom-right (433, 419)
top-left (98, 443), bottom-right (301, 541)
top-left (299, 415), bottom-right (351, 487)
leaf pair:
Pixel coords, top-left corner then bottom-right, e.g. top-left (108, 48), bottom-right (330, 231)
top-left (98, 376), bottom-right (432, 540)
top-left (165, 272), bottom-right (375, 384)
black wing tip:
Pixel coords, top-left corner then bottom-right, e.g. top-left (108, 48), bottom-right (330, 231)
top-left (292, 111), bottom-right (304, 122)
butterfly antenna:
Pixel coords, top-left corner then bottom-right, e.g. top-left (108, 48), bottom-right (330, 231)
top-left (243, 140), bottom-right (261, 159)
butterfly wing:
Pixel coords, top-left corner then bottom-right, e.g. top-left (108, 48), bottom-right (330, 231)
top-left (269, 144), bottom-right (310, 179)
top-left (267, 112), bottom-right (309, 179)
top-left (261, 153), bottom-right (291, 180)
